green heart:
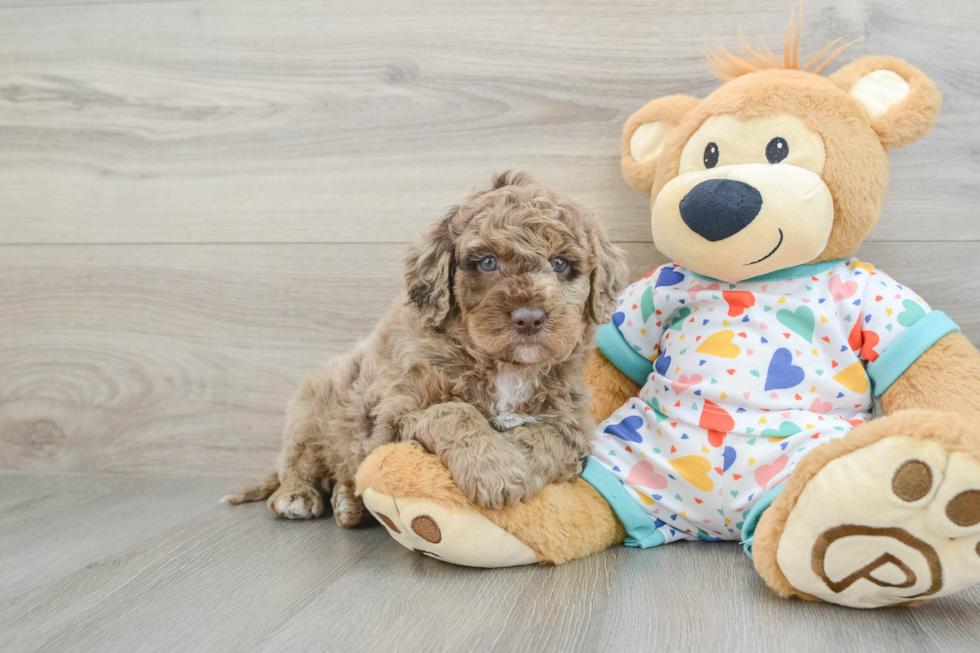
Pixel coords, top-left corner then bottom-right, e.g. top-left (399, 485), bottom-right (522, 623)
top-left (761, 422), bottom-right (802, 438)
top-left (750, 370), bottom-right (760, 377)
top-left (747, 438), bottom-right (756, 444)
top-left (776, 306), bottom-right (814, 343)
top-left (640, 286), bottom-right (655, 323)
top-left (646, 398), bottom-right (668, 422)
top-left (668, 307), bottom-right (692, 331)
top-left (897, 299), bottom-right (926, 327)
top-left (731, 491), bottom-right (739, 498)
top-left (735, 521), bottom-right (745, 530)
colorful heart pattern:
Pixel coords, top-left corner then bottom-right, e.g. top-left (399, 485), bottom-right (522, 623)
top-left (590, 259), bottom-right (940, 545)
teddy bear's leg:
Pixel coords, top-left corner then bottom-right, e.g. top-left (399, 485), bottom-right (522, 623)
top-left (356, 442), bottom-right (627, 567)
top-left (748, 410), bottom-right (980, 608)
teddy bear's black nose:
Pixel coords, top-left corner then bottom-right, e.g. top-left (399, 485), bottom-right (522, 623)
top-left (679, 179), bottom-right (763, 242)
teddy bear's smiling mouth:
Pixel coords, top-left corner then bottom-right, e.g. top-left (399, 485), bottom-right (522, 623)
top-left (746, 229), bottom-right (784, 265)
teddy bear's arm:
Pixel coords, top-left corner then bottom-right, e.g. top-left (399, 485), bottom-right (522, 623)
top-left (585, 348), bottom-right (641, 423)
top-left (881, 332), bottom-right (980, 418)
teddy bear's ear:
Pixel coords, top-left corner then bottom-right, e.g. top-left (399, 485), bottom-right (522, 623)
top-left (829, 56), bottom-right (942, 149)
top-left (621, 95), bottom-right (700, 191)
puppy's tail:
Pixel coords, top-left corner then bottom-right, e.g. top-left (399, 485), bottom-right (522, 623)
top-left (221, 472), bottom-right (280, 505)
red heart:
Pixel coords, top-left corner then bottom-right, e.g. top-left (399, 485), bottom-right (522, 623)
top-left (722, 290), bottom-right (755, 317)
top-left (670, 446), bottom-right (677, 453)
top-left (831, 361), bottom-right (839, 368)
top-left (695, 498), bottom-right (704, 504)
top-left (733, 474), bottom-right (742, 480)
top-left (861, 330), bottom-right (880, 362)
top-left (727, 369), bottom-right (736, 375)
top-left (822, 336), bottom-right (830, 343)
top-left (625, 446), bottom-right (632, 452)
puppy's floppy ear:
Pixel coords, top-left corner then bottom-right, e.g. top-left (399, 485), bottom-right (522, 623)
top-left (586, 223), bottom-right (630, 326)
top-left (830, 55), bottom-right (941, 149)
top-left (622, 95), bottom-right (700, 192)
top-left (404, 209), bottom-right (457, 327)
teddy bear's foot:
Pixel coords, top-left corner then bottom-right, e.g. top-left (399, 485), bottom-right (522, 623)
top-left (753, 410), bottom-right (980, 609)
top-left (355, 442), bottom-right (627, 567)
top-left (361, 489), bottom-right (540, 566)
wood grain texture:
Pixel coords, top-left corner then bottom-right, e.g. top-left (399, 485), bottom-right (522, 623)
top-left (0, 471), bottom-right (978, 653)
top-left (3, 242), bottom-right (977, 478)
top-left (0, 0), bottom-right (978, 244)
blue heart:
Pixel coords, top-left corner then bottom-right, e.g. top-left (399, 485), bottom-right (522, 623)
top-left (723, 446), bottom-right (737, 472)
top-left (761, 337), bottom-right (768, 344)
top-left (654, 518), bottom-right (666, 529)
top-left (652, 494), bottom-right (662, 501)
top-left (612, 311), bottom-right (625, 327)
top-left (611, 466), bottom-right (620, 472)
top-left (765, 347), bottom-right (805, 391)
top-left (655, 354), bottom-right (671, 377)
top-left (818, 298), bottom-right (826, 303)
top-left (604, 415), bottom-right (644, 443)
top-left (656, 267), bottom-right (685, 288)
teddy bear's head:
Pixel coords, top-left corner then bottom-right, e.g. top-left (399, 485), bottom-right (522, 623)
top-left (621, 17), bottom-right (941, 283)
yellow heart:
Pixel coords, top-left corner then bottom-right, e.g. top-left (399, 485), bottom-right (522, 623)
top-left (748, 457), bottom-right (757, 465)
top-left (834, 362), bottom-right (869, 394)
top-left (810, 386), bottom-right (817, 393)
top-left (811, 349), bottom-right (818, 356)
top-left (806, 424), bottom-right (814, 429)
top-left (886, 308), bottom-right (893, 316)
top-left (679, 511), bottom-right (687, 517)
top-left (852, 259), bottom-right (874, 274)
top-left (720, 391), bottom-right (728, 399)
top-left (725, 518), bottom-right (732, 524)
top-left (696, 330), bottom-right (741, 358)
top-left (635, 489), bottom-right (655, 506)
top-left (759, 416), bottom-right (768, 424)
top-left (777, 297), bottom-right (787, 304)
top-left (723, 319), bottom-right (730, 326)
top-left (701, 445), bottom-right (709, 453)
top-left (820, 316), bottom-right (829, 323)
top-left (640, 329), bottom-right (646, 335)
top-left (679, 334), bottom-right (686, 340)
top-left (669, 455), bottom-right (714, 492)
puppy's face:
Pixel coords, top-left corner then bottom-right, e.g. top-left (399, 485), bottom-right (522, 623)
top-left (452, 214), bottom-right (590, 365)
top-left (405, 172), bottom-right (628, 366)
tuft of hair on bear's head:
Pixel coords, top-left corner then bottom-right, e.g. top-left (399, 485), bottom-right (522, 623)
top-left (705, 6), bottom-right (856, 81)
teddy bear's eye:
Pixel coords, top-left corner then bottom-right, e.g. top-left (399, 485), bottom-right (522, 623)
top-left (703, 142), bottom-right (719, 169)
top-left (766, 137), bottom-right (789, 164)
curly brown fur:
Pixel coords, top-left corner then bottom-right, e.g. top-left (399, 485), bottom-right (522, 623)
top-left (227, 172), bottom-right (629, 523)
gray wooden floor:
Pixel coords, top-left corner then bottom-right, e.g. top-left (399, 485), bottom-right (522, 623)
top-left (2, 471), bottom-right (979, 653)
top-left (3, 0), bottom-right (980, 650)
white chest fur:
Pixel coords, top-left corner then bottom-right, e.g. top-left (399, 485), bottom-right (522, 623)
top-left (491, 371), bottom-right (538, 430)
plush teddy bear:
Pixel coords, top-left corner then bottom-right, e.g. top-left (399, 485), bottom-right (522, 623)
top-left (355, 19), bottom-right (980, 608)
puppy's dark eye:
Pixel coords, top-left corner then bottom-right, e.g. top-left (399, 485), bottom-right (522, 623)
top-left (552, 257), bottom-right (569, 274)
top-left (766, 137), bottom-right (788, 164)
top-left (704, 142), bottom-right (719, 169)
top-left (479, 256), bottom-right (498, 272)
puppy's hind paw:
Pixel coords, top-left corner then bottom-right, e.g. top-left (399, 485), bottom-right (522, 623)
top-left (268, 482), bottom-right (324, 519)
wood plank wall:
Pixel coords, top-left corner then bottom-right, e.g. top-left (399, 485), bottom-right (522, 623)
top-left (2, 0), bottom-right (979, 478)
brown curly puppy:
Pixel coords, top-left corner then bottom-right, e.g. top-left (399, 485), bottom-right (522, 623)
top-left (225, 172), bottom-right (629, 526)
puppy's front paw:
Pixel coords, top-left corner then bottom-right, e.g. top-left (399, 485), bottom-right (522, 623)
top-left (268, 480), bottom-right (324, 519)
top-left (443, 446), bottom-right (535, 510)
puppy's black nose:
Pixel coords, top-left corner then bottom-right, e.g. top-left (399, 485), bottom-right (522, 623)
top-left (679, 179), bottom-right (763, 242)
top-left (511, 307), bottom-right (547, 335)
